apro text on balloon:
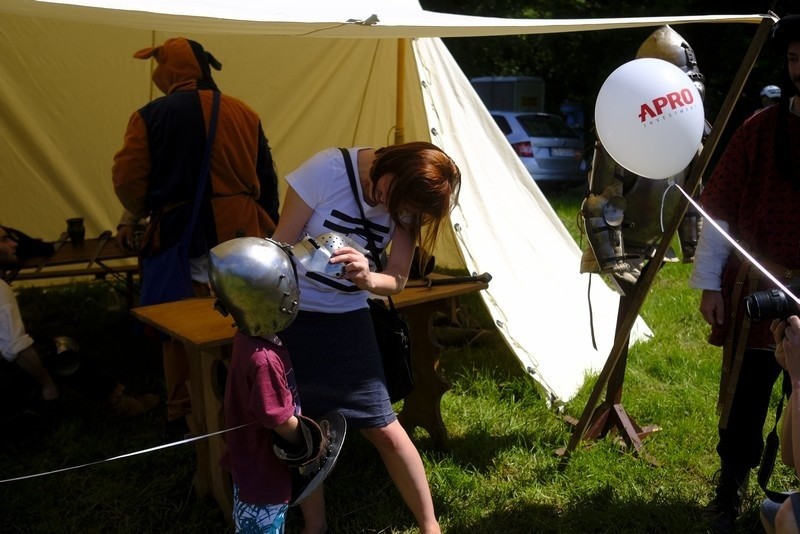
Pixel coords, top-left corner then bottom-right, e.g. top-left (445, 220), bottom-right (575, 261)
top-left (638, 89), bottom-right (696, 122)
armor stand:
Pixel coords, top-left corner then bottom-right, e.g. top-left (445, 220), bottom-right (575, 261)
top-left (576, 278), bottom-right (660, 452)
top-left (557, 16), bottom-right (773, 469)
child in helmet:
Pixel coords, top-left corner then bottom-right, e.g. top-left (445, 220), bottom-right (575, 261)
top-left (209, 237), bottom-right (345, 533)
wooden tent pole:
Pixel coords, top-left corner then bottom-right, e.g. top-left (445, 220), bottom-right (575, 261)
top-left (395, 38), bottom-right (406, 145)
top-left (559, 15), bottom-right (776, 467)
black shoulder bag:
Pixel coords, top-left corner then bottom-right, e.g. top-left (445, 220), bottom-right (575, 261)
top-left (340, 148), bottom-right (414, 403)
top-left (139, 91), bottom-right (221, 306)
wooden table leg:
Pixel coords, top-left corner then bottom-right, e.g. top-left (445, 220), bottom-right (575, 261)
top-left (182, 342), bottom-right (210, 496)
top-left (397, 298), bottom-right (452, 448)
top-left (199, 346), bottom-right (233, 522)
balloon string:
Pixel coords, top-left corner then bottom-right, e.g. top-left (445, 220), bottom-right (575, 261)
top-left (0, 423), bottom-right (253, 484)
top-left (660, 177), bottom-right (677, 233)
top-left (674, 184), bottom-right (800, 307)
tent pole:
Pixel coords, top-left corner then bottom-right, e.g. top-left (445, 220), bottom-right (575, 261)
top-left (148, 30), bottom-right (156, 102)
top-left (558, 15), bottom-right (776, 467)
top-left (395, 38), bottom-right (406, 145)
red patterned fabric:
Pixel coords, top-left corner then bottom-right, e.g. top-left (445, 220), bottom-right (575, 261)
top-left (701, 105), bottom-right (800, 347)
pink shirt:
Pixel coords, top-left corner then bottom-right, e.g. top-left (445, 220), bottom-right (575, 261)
top-left (219, 331), bottom-right (299, 505)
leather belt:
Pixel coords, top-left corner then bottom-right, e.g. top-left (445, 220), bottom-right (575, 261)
top-left (755, 256), bottom-right (800, 281)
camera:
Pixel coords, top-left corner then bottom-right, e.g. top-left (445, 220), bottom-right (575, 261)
top-left (744, 280), bottom-right (800, 321)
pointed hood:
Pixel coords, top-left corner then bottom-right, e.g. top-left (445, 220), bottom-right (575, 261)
top-left (133, 37), bottom-right (221, 94)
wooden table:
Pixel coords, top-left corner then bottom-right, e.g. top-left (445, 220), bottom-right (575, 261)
top-left (2, 232), bottom-right (139, 303)
top-left (130, 277), bottom-right (488, 517)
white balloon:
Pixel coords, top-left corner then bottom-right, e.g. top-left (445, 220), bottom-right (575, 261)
top-left (595, 58), bottom-right (705, 179)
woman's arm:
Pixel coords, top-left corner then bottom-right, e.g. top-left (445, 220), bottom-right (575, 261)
top-left (783, 392), bottom-right (796, 467)
top-left (331, 225), bottom-right (415, 296)
top-left (271, 187), bottom-right (313, 245)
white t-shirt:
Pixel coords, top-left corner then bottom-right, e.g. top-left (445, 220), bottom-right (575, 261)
top-left (286, 147), bottom-right (394, 313)
top-left (0, 279), bottom-right (34, 362)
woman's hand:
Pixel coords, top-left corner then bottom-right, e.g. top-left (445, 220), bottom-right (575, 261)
top-left (330, 247), bottom-right (373, 288)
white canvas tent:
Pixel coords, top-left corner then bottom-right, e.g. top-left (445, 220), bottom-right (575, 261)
top-left (0, 0), bottom-right (768, 403)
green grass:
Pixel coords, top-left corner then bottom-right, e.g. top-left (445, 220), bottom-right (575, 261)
top-left (1, 188), bottom-right (794, 533)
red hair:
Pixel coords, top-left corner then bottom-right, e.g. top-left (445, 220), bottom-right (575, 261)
top-left (370, 142), bottom-right (461, 264)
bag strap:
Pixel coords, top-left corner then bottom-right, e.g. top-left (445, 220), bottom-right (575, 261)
top-left (758, 371), bottom-right (792, 502)
top-left (340, 148), bottom-right (399, 313)
top-left (181, 90), bottom-right (222, 247)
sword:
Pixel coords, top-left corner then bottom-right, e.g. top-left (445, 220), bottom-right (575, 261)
top-left (405, 272), bottom-right (492, 288)
top-left (32, 232), bottom-right (69, 274)
top-left (86, 230), bottom-right (113, 268)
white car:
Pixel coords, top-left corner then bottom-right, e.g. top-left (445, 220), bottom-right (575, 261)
top-left (490, 110), bottom-right (587, 186)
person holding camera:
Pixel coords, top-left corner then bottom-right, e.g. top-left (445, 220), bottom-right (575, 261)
top-left (760, 316), bottom-right (800, 533)
top-left (689, 14), bottom-right (800, 533)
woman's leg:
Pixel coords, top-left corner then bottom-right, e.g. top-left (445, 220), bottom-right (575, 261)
top-left (361, 420), bottom-right (440, 534)
top-left (775, 497), bottom-right (800, 534)
top-left (298, 487), bottom-right (327, 534)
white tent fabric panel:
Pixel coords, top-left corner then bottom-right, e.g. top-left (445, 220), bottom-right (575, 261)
top-left (0, 20), bottom-right (431, 245)
top-left (412, 38), bottom-right (651, 403)
top-left (0, 15), bottom-right (151, 234)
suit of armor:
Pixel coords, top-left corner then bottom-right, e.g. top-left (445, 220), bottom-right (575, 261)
top-left (580, 25), bottom-right (707, 285)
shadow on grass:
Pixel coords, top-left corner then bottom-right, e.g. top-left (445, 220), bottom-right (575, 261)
top-left (0, 282), bottom-right (231, 533)
top-left (442, 484), bottom-right (707, 533)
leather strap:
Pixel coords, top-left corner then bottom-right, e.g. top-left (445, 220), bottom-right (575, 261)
top-left (182, 90), bottom-right (221, 248)
top-left (718, 260), bottom-right (758, 427)
top-left (758, 372), bottom-right (791, 503)
top-left (340, 148), bottom-right (399, 315)
top-left (756, 255), bottom-right (800, 281)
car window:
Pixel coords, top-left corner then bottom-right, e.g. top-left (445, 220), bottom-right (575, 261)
top-left (518, 115), bottom-right (578, 138)
top-left (491, 115), bottom-right (512, 135)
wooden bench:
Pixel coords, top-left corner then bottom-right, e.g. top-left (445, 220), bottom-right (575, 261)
top-left (3, 232), bottom-right (140, 304)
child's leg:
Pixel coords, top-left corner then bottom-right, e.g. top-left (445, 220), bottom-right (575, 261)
top-left (232, 484), bottom-right (288, 533)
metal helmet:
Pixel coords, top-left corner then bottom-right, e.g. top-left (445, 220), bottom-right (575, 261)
top-left (636, 25), bottom-right (705, 100)
top-left (291, 232), bottom-right (371, 279)
top-left (208, 237), bottom-right (300, 336)
top-left (761, 84), bottom-right (781, 99)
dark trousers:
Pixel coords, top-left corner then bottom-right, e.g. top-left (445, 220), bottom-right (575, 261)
top-left (717, 348), bottom-right (783, 471)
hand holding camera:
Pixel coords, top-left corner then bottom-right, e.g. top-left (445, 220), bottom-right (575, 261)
top-left (771, 315), bottom-right (800, 382)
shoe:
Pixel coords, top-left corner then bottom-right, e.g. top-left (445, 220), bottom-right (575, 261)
top-left (702, 495), bottom-right (739, 534)
top-left (701, 466), bottom-right (749, 534)
top-left (107, 384), bottom-right (160, 417)
top-left (163, 416), bottom-right (191, 443)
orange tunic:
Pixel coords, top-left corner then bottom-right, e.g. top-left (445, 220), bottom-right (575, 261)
top-left (112, 38), bottom-right (278, 256)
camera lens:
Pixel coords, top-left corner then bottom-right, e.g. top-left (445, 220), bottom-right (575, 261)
top-left (744, 288), bottom-right (790, 321)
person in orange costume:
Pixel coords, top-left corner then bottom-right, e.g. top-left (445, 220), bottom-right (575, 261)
top-left (112, 37), bottom-right (280, 440)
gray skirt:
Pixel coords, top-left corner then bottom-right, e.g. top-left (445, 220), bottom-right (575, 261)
top-left (279, 308), bottom-right (396, 429)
